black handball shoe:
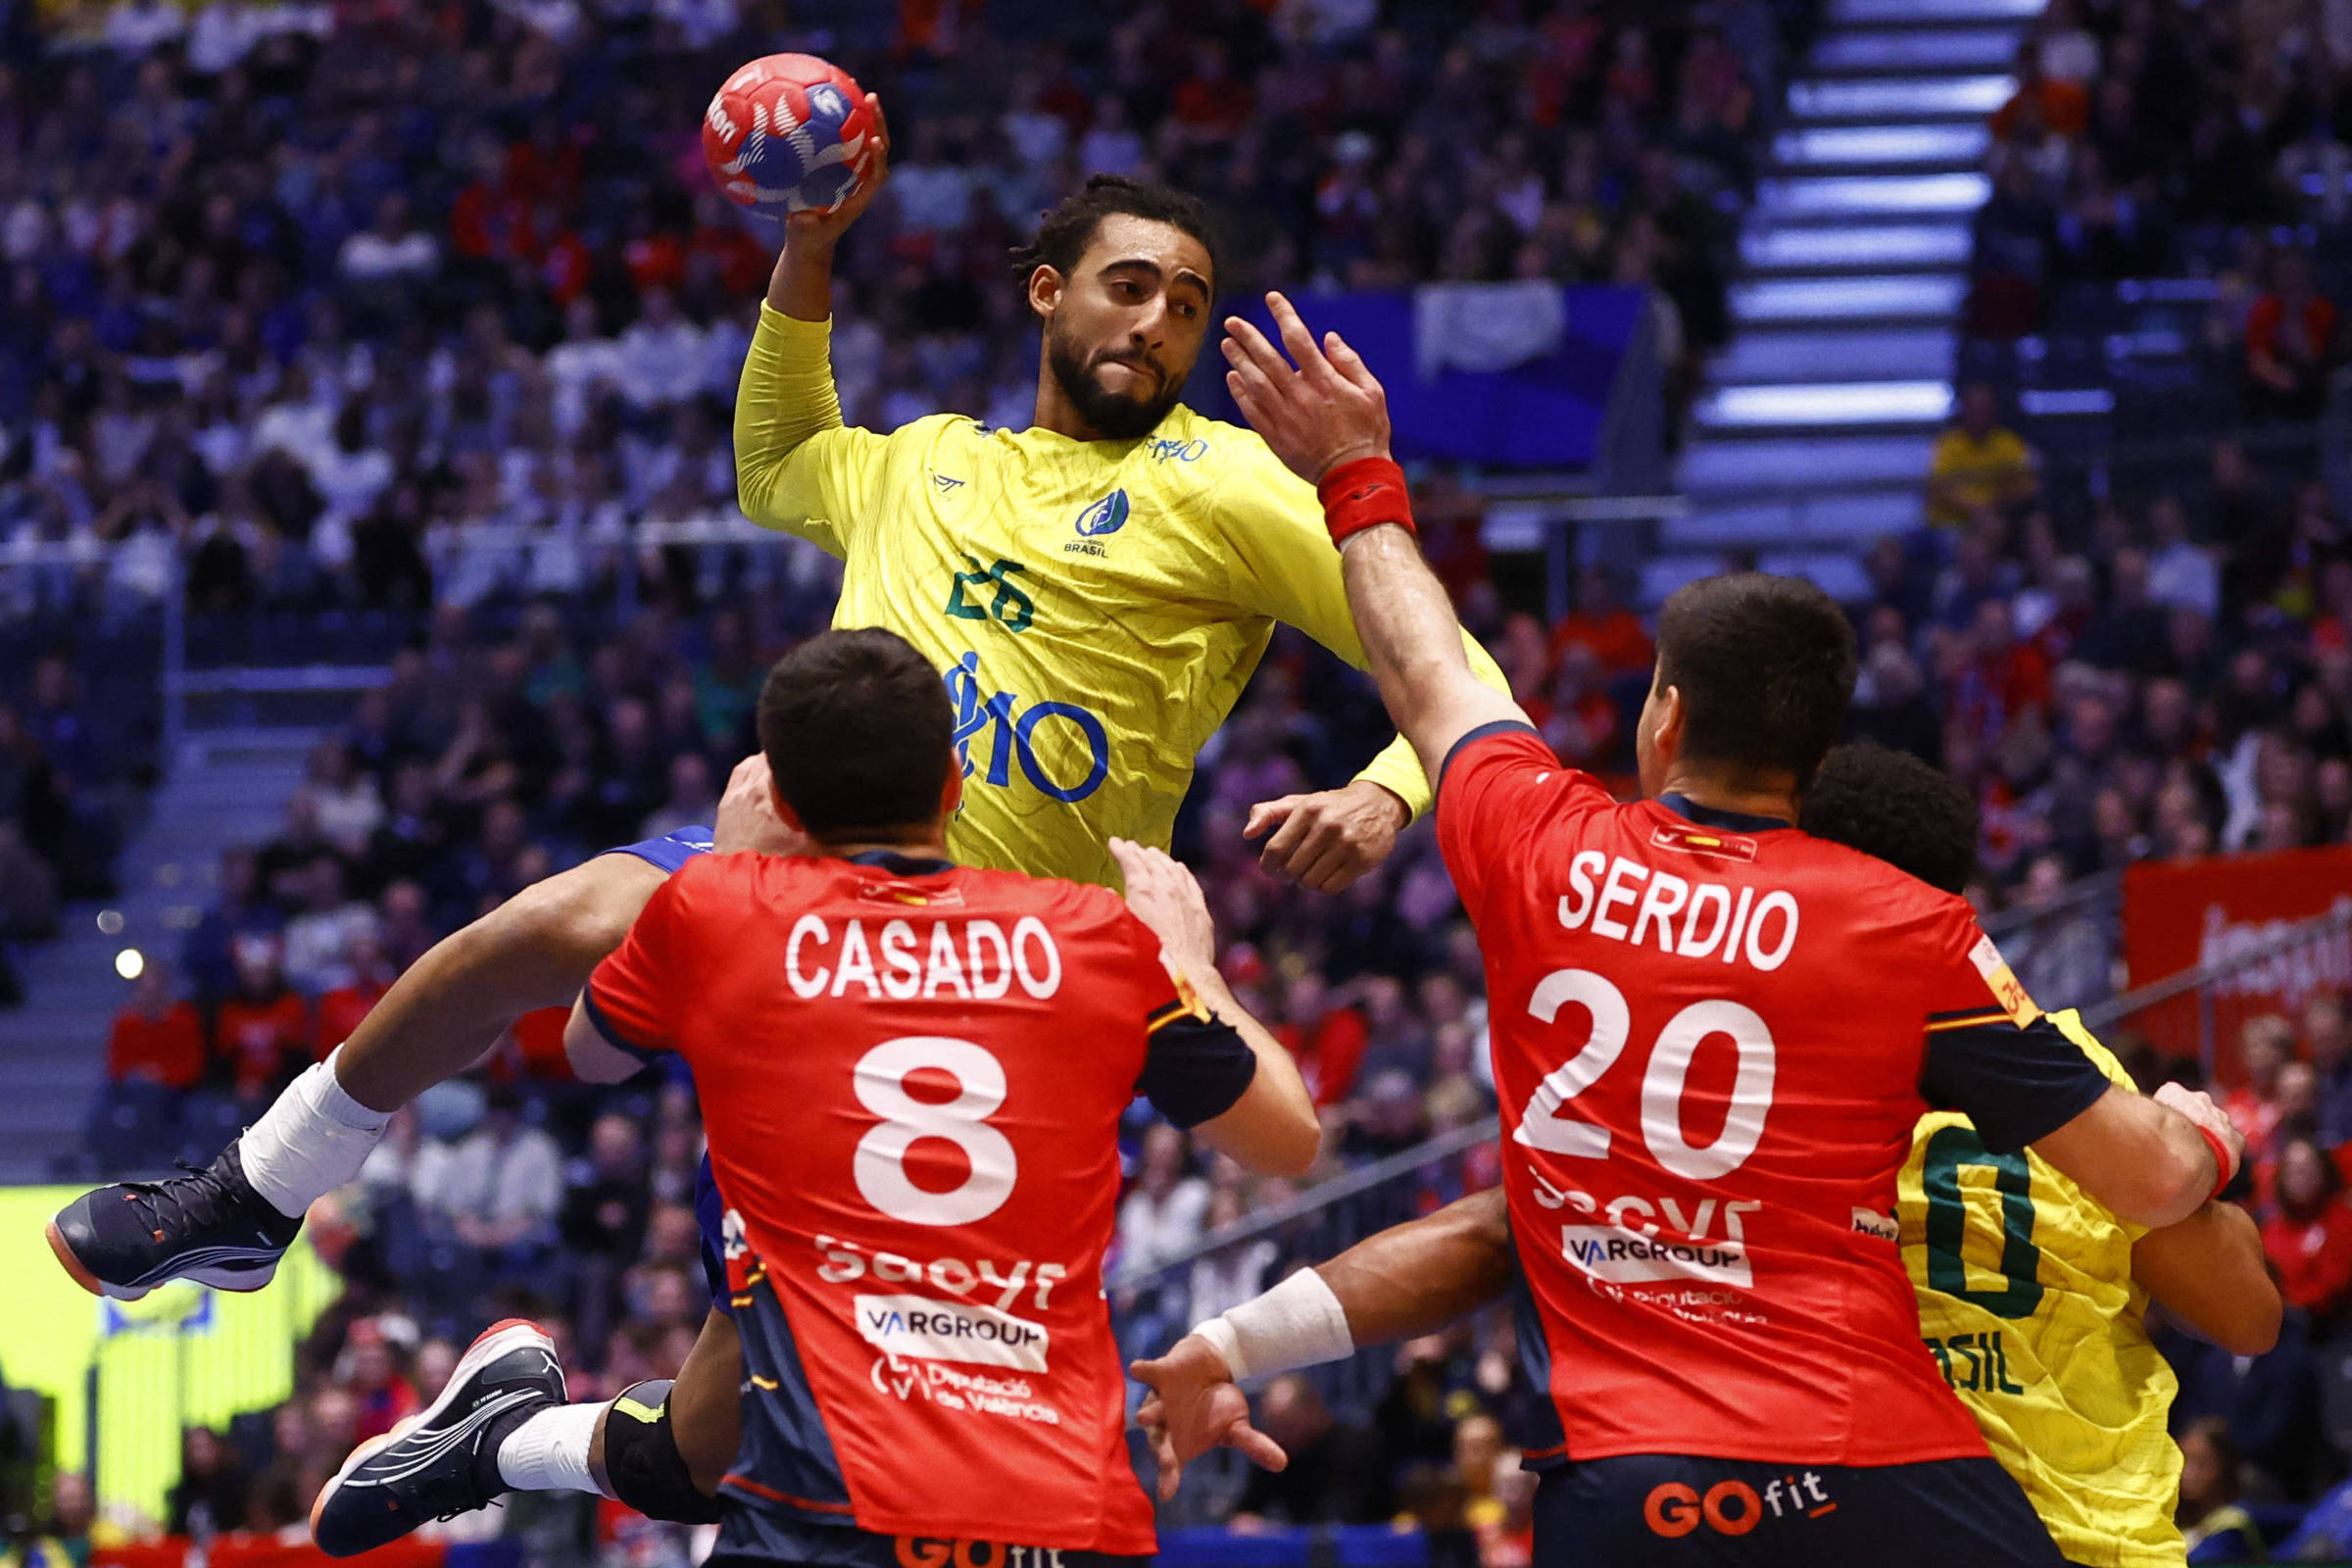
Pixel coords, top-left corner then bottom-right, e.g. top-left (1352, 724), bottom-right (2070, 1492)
top-left (311, 1318), bottom-right (566, 1557)
top-left (46, 1136), bottom-right (304, 1301)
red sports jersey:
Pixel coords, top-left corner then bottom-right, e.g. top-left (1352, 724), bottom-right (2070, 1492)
top-left (1438, 726), bottom-right (2106, 1468)
top-left (586, 849), bottom-right (1252, 1556)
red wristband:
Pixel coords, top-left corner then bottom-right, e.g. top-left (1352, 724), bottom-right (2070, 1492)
top-left (2194, 1122), bottom-right (2238, 1200)
top-left (1317, 456), bottom-right (1413, 548)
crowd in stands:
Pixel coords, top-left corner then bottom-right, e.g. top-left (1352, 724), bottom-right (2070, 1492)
top-left (14, 0), bottom-right (2352, 1558)
top-left (1972, 0), bottom-right (2352, 368)
top-left (0, 0), bottom-right (1781, 631)
top-left (0, 644), bottom-right (148, 1001)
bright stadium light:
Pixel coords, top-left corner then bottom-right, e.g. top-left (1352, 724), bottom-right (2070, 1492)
top-left (115, 949), bottom-right (144, 981)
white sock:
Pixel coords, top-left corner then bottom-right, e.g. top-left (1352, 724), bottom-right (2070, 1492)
top-left (496, 1401), bottom-right (606, 1495)
top-left (239, 1047), bottom-right (393, 1219)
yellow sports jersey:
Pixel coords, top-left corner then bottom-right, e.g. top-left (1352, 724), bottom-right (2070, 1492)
top-left (1896, 1009), bottom-right (2183, 1568)
top-left (735, 305), bottom-right (1508, 890)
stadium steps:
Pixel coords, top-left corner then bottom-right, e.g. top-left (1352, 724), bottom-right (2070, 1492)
top-left (1654, 0), bottom-right (2034, 596)
top-left (0, 730), bottom-right (315, 1180)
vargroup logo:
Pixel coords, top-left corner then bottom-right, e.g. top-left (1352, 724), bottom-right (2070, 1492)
top-left (856, 1293), bottom-right (1051, 1371)
top-left (1067, 489), bottom-right (1129, 556)
top-left (1561, 1224), bottom-right (1753, 1289)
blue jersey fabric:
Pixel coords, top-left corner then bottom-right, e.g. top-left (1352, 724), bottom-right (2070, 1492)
top-left (600, 827), bottom-right (728, 1307)
top-left (605, 826), bottom-right (716, 874)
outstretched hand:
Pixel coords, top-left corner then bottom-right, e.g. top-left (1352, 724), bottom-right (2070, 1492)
top-left (1131, 1336), bottom-right (1290, 1500)
top-left (1246, 781), bottom-right (1407, 893)
top-left (712, 755), bottom-right (808, 857)
top-left (1222, 291), bottom-right (1394, 485)
top-left (1109, 837), bottom-right (1219, 981)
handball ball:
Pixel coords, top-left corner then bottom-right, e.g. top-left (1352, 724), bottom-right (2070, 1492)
top-left (703, 54), bottom-right (876, 215)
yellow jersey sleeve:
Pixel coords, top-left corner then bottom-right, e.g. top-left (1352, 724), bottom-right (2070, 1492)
top-left (1208, 433), bottom-right (1511, 819)
top-left (732, 304), bottom-right (891, 559)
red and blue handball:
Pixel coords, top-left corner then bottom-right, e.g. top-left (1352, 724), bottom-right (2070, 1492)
top-left (703, 54), bottom-right (877, 216)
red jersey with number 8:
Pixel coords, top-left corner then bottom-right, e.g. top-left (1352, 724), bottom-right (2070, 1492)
top-left (586, 850), bottom-right (1257, 1556)
top-left (1437, 726), bottom-right (2110, 1468)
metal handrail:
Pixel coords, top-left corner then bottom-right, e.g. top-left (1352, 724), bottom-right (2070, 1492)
top-left (168, 664), bottom-right (392, 695)
top-left (2079, 903), bottom-right (2352, 1033)
top-left (1108, 1114), bottom-right (1500, 1293)
top-left (1980, 867), bottom-right (2123, 945)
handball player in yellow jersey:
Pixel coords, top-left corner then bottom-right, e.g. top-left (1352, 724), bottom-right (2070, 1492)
top-left (735, 101), bottom-right (1506, 894)
top-left (1139, 744), bottom-right (2280, 1568)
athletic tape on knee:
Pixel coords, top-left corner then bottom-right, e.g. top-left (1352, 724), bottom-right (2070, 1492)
top-left (1191, 1267), bottom-right (1353, 1382)
top-left (605, 1379), bottom-right (723, 1525)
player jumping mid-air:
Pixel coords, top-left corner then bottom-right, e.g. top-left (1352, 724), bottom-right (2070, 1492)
top-left (315, 628), bottom-right (1318, 1564)
top-left (1183, 291), bottom-right (2249, 1565)
top-left (48, 113), bottom-right (1504, 1531)
top-left (732, 97), bottom-right (1506, 895)
top-left (53, 674), bottom-right (1311, 1552)
top-left (1136, 741), bottom-right (2281, 1568)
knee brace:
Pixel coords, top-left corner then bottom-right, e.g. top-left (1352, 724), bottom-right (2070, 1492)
top-left (605, 1379), bottom-right (724, 1525)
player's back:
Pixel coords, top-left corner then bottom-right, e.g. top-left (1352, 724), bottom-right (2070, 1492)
top-left (1898, 1013), bottom-right (2184, 1567)
top-left (1440, 726), bottom-right (2058, 1467)
top-left (585, 849), bottom-right (1193, 1555)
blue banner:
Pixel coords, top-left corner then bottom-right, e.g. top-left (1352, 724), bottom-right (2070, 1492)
top-left (1185, 285), bottom-right (1649, 471)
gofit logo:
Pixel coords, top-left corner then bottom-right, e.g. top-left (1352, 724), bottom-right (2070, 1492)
top-left (1645, 1473), bottom-right (1836, 1538)
top-left (856, 1293), bottom-right (1049, 1371)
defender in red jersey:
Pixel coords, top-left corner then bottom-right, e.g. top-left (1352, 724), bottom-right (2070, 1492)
top-left (1206, 294), bottom-right (2245, 1565)
top-left (569, 629), bottom-right (1317, 1567)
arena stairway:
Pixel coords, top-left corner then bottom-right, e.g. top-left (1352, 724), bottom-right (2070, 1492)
top-left (1648, 0), bottom-right (2039, 603)
top-left (0, 729), bottom-right (314, 1181)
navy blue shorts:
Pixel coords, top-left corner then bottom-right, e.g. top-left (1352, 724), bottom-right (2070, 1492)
top-left (694, 1152), bottom-right (729, 1312)
top-left (1532, 1453), bottom-right (2067, 1567)
top-left (708, 1526), bottom-right (1146, 1567)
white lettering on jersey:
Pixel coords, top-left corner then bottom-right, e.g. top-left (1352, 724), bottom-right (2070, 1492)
top-left (786, 915), bottom-right (830, 997)
top-left (1552, 857), bottom-right (1800, 972)
top-left (814, 1238), bottom-right (1069, 1312)
top-left (880, 919), bottom-right (921, 999)
top-left (832, 920), bottom-right (880, 998)
top-left (778, 917), bottom-right (1068, 1003)
top-left (856, 1292), bottom-right (1050, 1371)
top-left (967, 920), bottom-right (1012, 999)
top-left (1535, 1172), bottom-right (1764, 1289)
top-left (923, 923), bottom-right (969, 999)
top-left (1010, 916), bottom-right (1061, 999)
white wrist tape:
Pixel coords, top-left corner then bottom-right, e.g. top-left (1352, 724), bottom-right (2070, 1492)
top-left (1192, 1267), bottom-right (1353, 1382)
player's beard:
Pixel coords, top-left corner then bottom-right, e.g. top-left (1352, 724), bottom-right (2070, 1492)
top-left (1045, 318), bottom-right (1184, 441)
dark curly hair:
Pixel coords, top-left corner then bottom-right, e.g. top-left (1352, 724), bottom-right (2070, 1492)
top-left (1798, 743), bottom-right (1980, 896)
top-left (1008, 174), bottom-right (1222, 289)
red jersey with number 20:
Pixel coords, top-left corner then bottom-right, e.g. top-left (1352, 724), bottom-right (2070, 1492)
top-left (1438, 726), bottom-right (2109, 1468)
top-left (586, 850), bottom-right (1253, 1555)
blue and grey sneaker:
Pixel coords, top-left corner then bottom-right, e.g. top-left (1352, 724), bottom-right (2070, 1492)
top-left (311, 1318), bottom-right (566, 1557)
top-left (46, 1137), bottom-right (303, 1300)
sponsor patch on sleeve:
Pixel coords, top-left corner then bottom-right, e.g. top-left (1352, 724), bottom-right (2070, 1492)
top-left (1968, 934), bottom-right (2039, 1026)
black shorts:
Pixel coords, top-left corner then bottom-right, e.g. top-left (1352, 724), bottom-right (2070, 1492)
top-left (1533, 1453), bottom-right (2068, 1568)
